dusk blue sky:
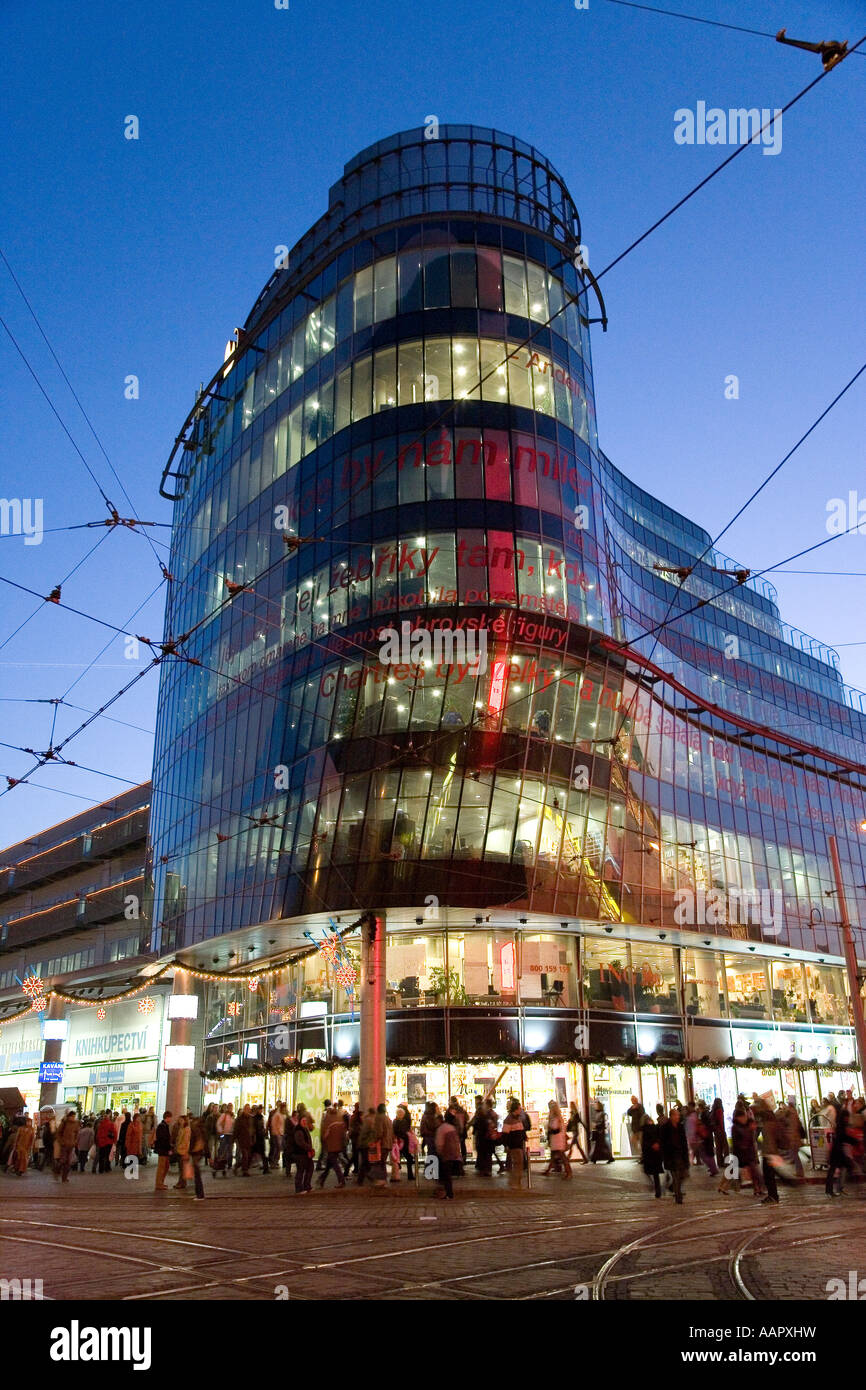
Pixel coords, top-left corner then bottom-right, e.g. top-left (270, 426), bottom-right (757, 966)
top-left (1, 0), bottom-right (863, 847)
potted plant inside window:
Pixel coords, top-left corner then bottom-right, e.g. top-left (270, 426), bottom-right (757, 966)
top-left (428, 966), bottom-right (467, 1006)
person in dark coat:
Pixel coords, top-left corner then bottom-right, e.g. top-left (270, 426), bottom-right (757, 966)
top-left (152, 1111), bottom-right (173, 1191)
top-left (116, 1110), bottom-right (131, 1168)
top-left (471, 1098), bottom-right (492, 1176)
top-left (233, 1105), bottom-right (253, 1176)
top-left (710, 1098), bottom-right (729, 1168)
top-left (292, 1113), bottom-right (314, 1193)
top-left (660, 1109), bottom-right (689, 1204)
top-left (729, 1104), bottom-right (764, 1197)
top-left (252, 1105), bottom-right (269, 1173)
top-left (825, 1101), bottom-right (855, 1198)
top-left (348, 1103), bottom-right (362, 1175)
top-left (641, 1118), bottom-right (665, 1197)
top-left (589, 1102), bottom-right (613, 1163)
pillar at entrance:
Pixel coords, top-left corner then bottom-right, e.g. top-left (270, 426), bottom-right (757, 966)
top-left (164, 971), bottom-right (196, 1118)
top-left (38, 994), bottom-right (67, 1111)
top-left (359, 914), bottom-right (386, 1112)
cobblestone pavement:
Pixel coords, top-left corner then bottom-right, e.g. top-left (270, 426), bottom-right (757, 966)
top-left (0, 1158), bottom-right (861, 1301)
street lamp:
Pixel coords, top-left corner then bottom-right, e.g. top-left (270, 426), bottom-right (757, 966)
top-left (827, 834), bottom-right (866, 1098)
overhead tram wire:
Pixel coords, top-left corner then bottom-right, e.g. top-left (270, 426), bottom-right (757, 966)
top-left (0, 313), bottom-right (115, 516)
top-left (166, 35), bottom-right (862, 553)
top-left (6, 54), bottom-right (859, 831)
top-left (606, 358), bottom-right (866, 749)
top-left (0, 527), bottom-right (114, 652)
top-left (599, 0), bottom-right (866, 57)
top-left (0, 249), bottom-right (168, 578)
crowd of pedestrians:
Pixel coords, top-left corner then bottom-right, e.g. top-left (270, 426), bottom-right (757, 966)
top-left (1, 1087), bottom-right (860, 1202)
top-left (631, 1090), bottom-right (859, 1205)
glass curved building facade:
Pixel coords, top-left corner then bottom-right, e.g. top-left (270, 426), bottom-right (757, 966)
top-left (150, 126), bottom-right (866, 1142)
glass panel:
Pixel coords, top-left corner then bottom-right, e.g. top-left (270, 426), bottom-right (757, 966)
top-left (526, 259), bottom-right (549, 321)
top-left (373, 345), bottom-right (397, 411)
top-left (385, 932), bottom-right (446, 1007)
top-left (519, 933), bottom-right (577, 1005)
top-left (450, 250), bottom-right (477, 307)
top-left (770, 960), bottom-right (808, 1021)
top-left (398, 341), bottom-right (425, 405)
top-left (682, 948), bottom-right (727, 1018)
top-left (351, 354), bottom-right (373, 420)
top-left (503, 254), bottom-right (528, 316)
top-left (398, 250), bottom-right (423, 311)
top-left (630, 944), bottom-right (678, 1013)
top-left (452, 337), bottom-right (480, 400)
top-left (423, 339), bottom-right (452, 401)
top-left (581, 936), bottom-right (633, 1011)
top-left (373, 256), bottom-right (397, 322)
top-left (804, 961), bottom-right (848, 1025)
top-left (725, 955), bottom-right (770, 1020)
top-left (354, 264), bottom-right (374, 330)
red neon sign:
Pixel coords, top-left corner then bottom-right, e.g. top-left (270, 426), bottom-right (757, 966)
top-left (487, 658), bottom-right (508, 715)
top-left (500, 941), bottom-right (516, 992)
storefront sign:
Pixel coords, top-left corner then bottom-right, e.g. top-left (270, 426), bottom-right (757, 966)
top-left (499, 942), bottom-right (516, 992)
top-left (67, 997), bottom-right (164, 1063)
top-left (38, 1062), bottom-right (63, 1084)
top-left (164, 1045), bottom-right (195, 1071)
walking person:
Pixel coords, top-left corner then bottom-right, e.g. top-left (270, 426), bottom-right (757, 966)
top-left (268, 1103), bottom-right (286, 1171)
top-left (370, 1103), bottom-right (393, 1187)
top-left (318, 1106), bottom-right (347, 1188)
top-left (77, 1117), bottom-right (95, 1176)
top-left (252, 1105), bottom-right (269, 1173)
top-left (140, 1106), bottom-right (156, 1166)
top-left (153, 1111), bottom-right (173, 1191)
top-left (626, 1095), bottom-right (645, 1158)
top-left (186, 1112), bottom-right (207, 1199)
top-left (710, 1099), bottom-right (729, 1172)
top-left (589, 1101), bottom-right (613, 1163)
top-left (126, 1111), bottom-right (143, 1171)
top-left (502, 1098), bottom-right (527, 1191)
top-left (566, 1102), bottom-right (588, 1164)
top-left (234, 1105), bottom-right (253, 1176)
top-left (758, 1107), bottom-right (782, 1205)
top-left (447, 1096), bottom-right (469, 1165)
top-left (293, 1113), bottom-right (314, 1194)
top-left (661, 1108), bottom-right (689, 1204)
top-left (641, 1114), bottom-right (664, 1197)
top-left (11, 1118), bottom-right (34, 1175)
top-left (347, 1103), bottom-right (362, 1175)
top-left (173, 1113), bottom-right (191, 1189)
top-left (778, 1097), bottom-right (806, 1180)
top-left (392, 1103), bottom-right (415, 1182)
top-left (826, 1100), bottom-right (855, 1198)
top-left (55, 1109), bottom-right (80, 1183)
top-left (729, 1103), bottom-right (764, 1197)
top-left (434, 1108), bottom-right (461, 1200)
top-left (695, 1103), bottom-right (719, 1177)
top-left (542, 1100), bottom-right (571, 1178)
top-left (356, 1107), bottom-right (377, 1186)
top-left (419, 1101), bottom-right (441, 1162)
top-left (215, 1104), bottom-right (235, 1176)
top-left (96, 1111), bottom-right (116, 1174)
top-left (116, 1109), bottom-right (131, 1168)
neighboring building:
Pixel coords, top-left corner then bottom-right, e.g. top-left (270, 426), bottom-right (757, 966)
top-left (142, 125), bottom-right (866, 1145)
top-left (0, 783), bottom-right (171, 1115)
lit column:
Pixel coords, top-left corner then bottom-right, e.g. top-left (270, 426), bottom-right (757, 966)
top-left (38, 994), bottom-right (67, 1110)
top-left (359, 913), bottom-right (386, 1111)
top-left (828, 834), bottom-right (866, 1096)
top-left (164, 971), bottom-right (196, 1116)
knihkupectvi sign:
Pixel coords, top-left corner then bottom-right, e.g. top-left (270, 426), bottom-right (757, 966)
top-left (66, 997), bottom-right (165, 1064)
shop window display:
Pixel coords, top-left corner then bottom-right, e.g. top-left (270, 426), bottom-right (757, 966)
top-left (384, 932), bottom-right (446, 1007)
top-left (770, 960), bottom-right (808, 1022)
top-left (725, 956), bottom-right (770, 1020)
top-left (804, 961), bottom-right (848, 1025)
top-left (682, 947), bottom-right (727, 1018)
top-left (518, 933), bottom-right (576, 1007)
top-left (581, 936), bottom-right (633, 1012)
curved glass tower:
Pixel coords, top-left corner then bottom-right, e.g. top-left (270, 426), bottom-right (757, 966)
top-left (151, 127), bottom-right (866, 1132)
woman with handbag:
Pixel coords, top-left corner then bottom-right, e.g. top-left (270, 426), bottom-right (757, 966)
top-left (543, 1101), bottom-right (571, 1178)
top-left (392, 1103), bottom-right (415, 1181)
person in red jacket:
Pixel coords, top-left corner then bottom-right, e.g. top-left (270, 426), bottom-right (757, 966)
top-left (95, 1111), bottom-right (116, 1174)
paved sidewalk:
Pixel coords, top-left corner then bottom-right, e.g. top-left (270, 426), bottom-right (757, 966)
top-left (0, 1155), bottom-right (859, 1301)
